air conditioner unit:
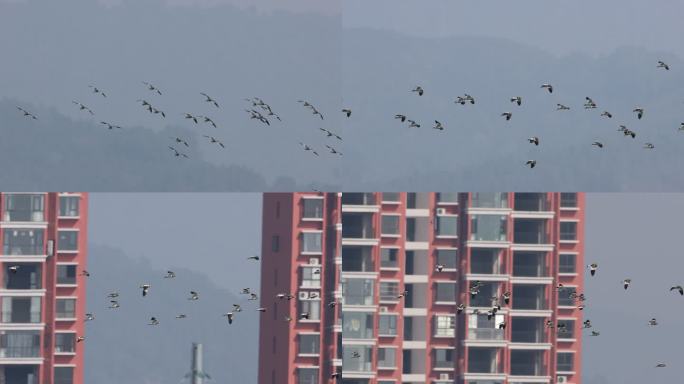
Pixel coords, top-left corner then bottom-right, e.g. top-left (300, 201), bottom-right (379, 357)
top-left (47, 240), bottom-right (55, 257)
top-left (298, 291), bottom-right (309, 300)
top-left (436, 208), bottom-right (447, 215)
top-left (557, 375), bottom-right (568, 384)
top-left (309, 258), bottom-right (320, 265)
top-left (439, 373), bottom-right (450, 380)
top-left (379, 306), bottom-right (388, 313)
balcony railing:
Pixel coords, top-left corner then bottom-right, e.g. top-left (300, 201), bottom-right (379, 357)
top-left (512, 264), bottom-right (547, 277)
top-left (512, 297), bottom-right (547, 310)
top-left (342, 193), bottom-right (376, 206)
top-left (468, 361), bottom-right (500, 374)
top-left (510, 363), bottom-right (546, 376)
top-left (468, 328), bottom-right (505, 341)
top-left (0, 346), bottom-right (40, 358)
top-left (513, 231), bottom-right (548, 244)
top-left (3, 245), bottom-right (44, 255)
top-left (471, 193), bottom-right (508, 209)
top-left (2, 210), bottom-right (44, 222)
top-left (514, 194), bottom-right (550, 212)
top-left (511, 330), bottom-right (547, 343)
top-left (2, 311), bottom-right (42, 323)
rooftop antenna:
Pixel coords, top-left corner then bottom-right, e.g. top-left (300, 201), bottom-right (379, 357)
top-left (185, 343), bottom-right (211, 384)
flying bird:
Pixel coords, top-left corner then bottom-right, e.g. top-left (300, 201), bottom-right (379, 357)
top-left (633, 107), bottom-right (644, 120)
top-left (411, 86), bottom-right (424, 96)
top-left (623, 279), bottom-right (631, 290)
top-left (588, 263), bottom-right (598, 276)
top-left (395, 114), bottom-right (407, 122)
top-left (433, 120), bottom-right (444, 131)
top-left (202, 135), bottom-right (225, 148)
top-left (223, 313), bottom-right (234, 324)
top-left (643, 143), bottom-right (655, 149)
top-left (184, 113), bottom-right (199, 124)
top-left (200, 93), bottom-right (220, 108)
top-left (541, 84), bottom-right (554, 93)
top-left (88, 85), bottom-right (107, 97)
top-left (72, 101), bottom-right (94, 115)
top-left (200, 116), bottom-right (217, 128)
top-left (100, 121), bottom-right (122, 130)
top-left (342, 109), bottom-right (352, 117)
top-left (142, 81), bottom-right (162, 95)
top-left (501, 112), bottom-right (512, 121)
top-left (592, 142), bottom-right (604, 149)
top-left (176, 314), bottom-right (187, 319)
top-left (149, 317), bottom-right (160, 326)
top-left (108, 300), bottom-right (120, 309)
top-left (528, 137), bottom-right (539, 146)
top-left (670, 285), bottom-right (683, 295)
top-left (170, 137), bottom-right (189, 147)
top-left (247, 255), bottom-right (260, 261)
top-left (556, 104), bottom-right (570, 111)
top-left (85, 313), bottom-right (95, 321)
top-left (140, 284), bottom-right (151, 297)
top-left (168, 146), bottom-right (189, 159)
top-left (188, 291), bottom-right (199, 301)
top-left (526, 160), bottom-right (537, 169)
top-left (657, 61), bottom-right (670, 71)
top-left (16, 106), bottom-right (37, 119)
top-left (510, 96), bottom-right (522, 106)
top-left (601, 111), bottom-right (613, 118)
top-left (648, 318), bottom-right (658, 326)
top-left (8, 265), bottom-right (19, 274)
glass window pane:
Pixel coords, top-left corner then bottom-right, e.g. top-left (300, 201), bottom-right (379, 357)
top-left (59, 196), bottom-right (80, 217)
top-left (436, 216), bottom-right (458, 237)
top-left (57, 231), bottom-right (78, 251)
top-left (301, 232), bottom-right (322, 253)
top-left (381, 215), bottom-right (400, 235)
top-left (302, 199), bottom-right (323, 219)
top-left (470, 215), bottom-right (507, 241)
top-left (298, 334), bottom-right (320, 355)
top-left (380, 248), bottom-right (399, 268)
top-left (559, 254), bottom-right (577, 273)
top-left (560, 222), bottom-right (577, 241)
top-left (436, 249), bottom-right (458, 269)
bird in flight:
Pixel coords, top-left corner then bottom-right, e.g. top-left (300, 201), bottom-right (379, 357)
top-left (247, 255), bottom-right (260, 261)
top-left (85, 313), bottom-right (95, 321)
top-left (142, 81), bottom-right (162, 95)
top-left (411, 86), bottom-right (424, 96)
top-left (319, 128), bottom-right (342, 140)
top-left (149, 317), bottom-right (160, 326)
top-left (342, 108), bottom-right (352, 117)
top-left (584, 97), bottom-right (597, 109)
top-left (528, 137), bottom-right (540, 146)
top-left (200, 93), bottom-right (220, 108)
top-left (648, 318), bottom-right (658, 326)
top-left (556, 104), bottom-right (570, 111)
top-left (618, 125), bottom-right (636, 138)
top-left (184, 113), bottom-right (199, 124)
top-left (223, 312), bottom-right (234, 324)
top-left (433, 120), bottom-right (444, 131)
top-left (170, 138), bottom-right (189, 147)
top-left (168, 146), bottom-right (189, 159)
top-left (541, 83), bottom-right (554, 93)
top-left (657, 60), bottom-right (670, 71)
top-left (176, 314), bottom-right (187, 319)
top-left (670, 285), bottom-right (683, 295)
top-left (188, 291), bottom-right (200, 301)
top-left (407, 119), bottom-right (420, 128)
top-left (601, 111), bottom-right (613, 119)
top-left (108, 300), bottom-right (120, 309)
top-left (655, 363), bottom-right (667, 368)
top-left (140, 284), bottom-right (151, 297)
top-left (644, 143), bottom-right (655, 149)
top-left (623, 279), bottom-right (631, 290)
top-left (510, 96), bottom-right (522, 106)
top-left (298, 142), bottom-right (319, 156)
top-left (88, 85), bottom-right (107, 98)
top-left (633, 107), bottom-right (644, 120)
top-left (203, 135), bottom-right (225, 148)
top-left (100, 121), bottom-right (122, 130)
top-left (394, 114), bottom-right (407, 122)
top-left (199, 116), bottom-right (217, 128)
top-left (588, 263), bottom-right (598, 276)
top-left (325, 144), bottom-right (343, 156)
top-left (16, 106), bottom-right (37, 119)
top-left (72, 101), bottom-right (94, 115)
top-left (501, 112), bottom-right (512, 121)
top-left (592, 142), bottom-right (604, 149)
top-left (679, 123), bottom-right (684, 131)
top-left (526, 160), bottom-right (537, 169)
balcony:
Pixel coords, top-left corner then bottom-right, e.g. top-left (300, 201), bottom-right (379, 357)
top-left (513, 193), bottom-right (550, 212)
top-left (470, 193), bottom-right (508, 209)
top-left (510, 350), bottom-right (547, 376)
top-left (470, 282), bottom-right (501, 308)
top-left (511, 318), bottom-right (547, 343)
top-left (341, 278), bottom-right (374, 306)
top-left (2, 194), bottom-right (45, 222)
top-left (470, 249), bottom-right (504, 275)
top-left (513, 220), bottom-right (548, 244)
top-left (342, 213), bottom-right (375, 239)
top-left (467, 328), bottom-right (505, 341)
top-left (2, 229), bottom-right (45, 256)
top-left (342, 193), bottom-right (376, 206)
top-left (467, 347), bottom-right (501, 374)
top-left (436, 193), bottom-right (459, 205)
top-left (512, 252), bottom-right (548, 278)
top-left (470, 215), bottom-right (507, 242)
top-left (511, 285), bottom-right (547, 311)
top-left (0, 331), bottom-right (40, 358)
top-left (1, 297), bottom-right (42, 323)
top-left (343, 345), bottom-right (372, 372)
top-left (4, 264), bottom-right (42, 290)
top-left (342, 246), bottom-right (375, 272)
top-left (343, 312), bottom-right (374, 340)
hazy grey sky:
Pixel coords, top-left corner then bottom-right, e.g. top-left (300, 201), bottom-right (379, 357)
top-left (88, 193), bottom-right (262, 291)
top-left (583, 193), bottom-right (684, 383)
top-left (344, 0), bottom-right (684, 58)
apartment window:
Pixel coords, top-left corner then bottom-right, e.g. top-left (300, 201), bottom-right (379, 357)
top-left (56, 299), bottom-right (76, 319)
top-left (55, 333), bottom-right (76, 353)
top-left (377, 347), bottom-right (396, 369)
top-left (557, 320), bottom-right (575, 339)
top-left (379, 281), bottom-right (399, 301)
top-left (0, 330), bottom-right (40, 358)
top-left (2, 297), bottom-right (41, 323)
top-left (271, 235), bottom-right (279, 252)
top-left (382, 193), bottom-right (400, 202)
top-left (436, 249), bottom-right (458, 270)
top-left (342, 278), bottom-right (374, 306)
top-left (4, 263), bottom-right (42, 289)
top-left (298, 334), bottom-right (320, 355)
top-left (381, 215), bottom-right (400, 235)
top-left (59, 196), bottom-right (80, 217)
top-left (470, 215), bottom-right (507, 241)
top-left (435, 216), bottom-right (458, 237)
top-left (298, 298), bottom-right (320, 321)
top-left (302, 199), bottom-right (323, 219)
top-left (557, 352), bottom-right (574, 372)
top-left (54, 367), bottom-right (74, 384)
top-left (57, 265), bottom-right (77, 285)
top-left (301, 266), bottom-right (321, 288)
top-left (301, 232), bottom-right (322, 253)
top-left (379, 313), bottom-right (398, 336)
top-left (297, 367), bottom-right (318, 384)
top-left (558, 287), bottom-right (577, 307)
top-left (343, 345), bottom-right (372, 372)
top-left (471, 192), bottom-right (508, 209)
top-left (3, 194), bottom-right (44, 222)
top-left (343, 312), bottom-right (375, 339)
top-left (559, 254), bottom-right (577, 273)
top-left (434, 315), bottom-right (455, 337)
top-left (3, 228), bottom-right (44, 255)
top-left (560, 193), bottom-right (578, 208)
top-left (434, 348), bottom-right (454, 369)
top-left (437, 193), bottom-right (459, 204)
top-left (380, 248), bottom-right (399, 269)
top-left (57, 231), bottom-right (78, 251)
top-left (560, 222), bottom-right (577, 241)
top-left (435, 282), bottom-right (456, 303)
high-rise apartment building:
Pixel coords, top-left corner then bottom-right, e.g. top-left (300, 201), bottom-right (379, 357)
top-left (0, 193), bottom-right (88, 384)
top-left (259, 193), bottom-right (343, 384)
top-left (259, 193), bottom-right (584, 384)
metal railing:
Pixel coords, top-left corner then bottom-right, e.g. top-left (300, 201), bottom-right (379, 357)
top-left (0, 346), bottom-right (40, 358)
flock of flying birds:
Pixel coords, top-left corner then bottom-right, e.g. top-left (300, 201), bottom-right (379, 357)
top-left (368, 60), bottom-right (680, 169)
top-left (14, 81), bottom-right (344, 160)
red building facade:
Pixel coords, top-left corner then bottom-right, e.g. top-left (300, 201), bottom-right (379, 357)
top-left (260, 193), bottom-right (584, 384)
top-left (0, 192), bottom-right (88, 384)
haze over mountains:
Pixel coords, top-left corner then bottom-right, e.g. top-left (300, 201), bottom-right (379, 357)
top-left (84, 244), bottom-right (260, 383)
